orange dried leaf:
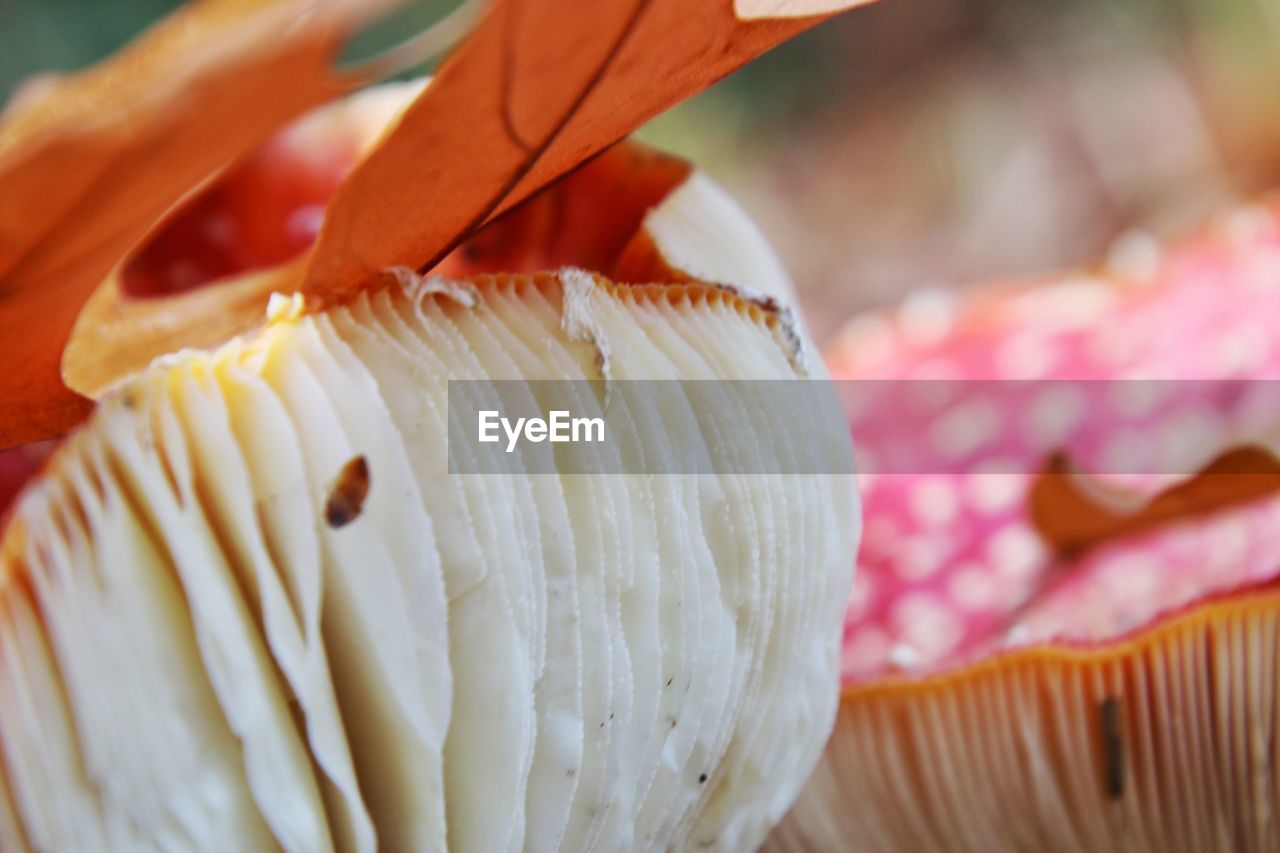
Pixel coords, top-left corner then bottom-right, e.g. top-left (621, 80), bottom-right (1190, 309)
top-left (63, 135), bottom-right (691, 399)
top-left (434, 141), bottom-right (693, 280)
top-left (1029, 445), bottom-right (1280, 557)
top-left (1, 0), bottom-right (880, 448)
top-left (60, 82), bottom-right (421, 400)
top-left (303, 0), bottom-right (881, 297)
top-left (0, 0), bottom-right (393, 446)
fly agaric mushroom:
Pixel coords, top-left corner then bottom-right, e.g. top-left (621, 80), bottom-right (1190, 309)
top-left (768, 201), bottom-right (1280, 850)
top-left (0, 58), bottom-right (858, 853)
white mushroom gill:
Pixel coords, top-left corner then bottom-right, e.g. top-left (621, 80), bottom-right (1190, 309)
top-left (0, 271), bottom-right (856, 852)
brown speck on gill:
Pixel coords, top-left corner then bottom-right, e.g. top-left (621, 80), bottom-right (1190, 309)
top-left (325, 455), bottom-right (370, 528)
top-left (1099, 696), bottom-right (1125, 800)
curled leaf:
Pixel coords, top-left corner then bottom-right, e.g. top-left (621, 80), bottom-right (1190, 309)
top-left (0, 0), bottom-right (397, 445)
top-left (1029, 445), bottom-right (1280, 557)
top-left (434, 141), bottom-right (692, 279)
top-left (60, 81), bottom-right (424, 400)
top-left (303, 0), bottom-right (872, 296)
top-left (62, 119), bottom-right (692, 400)
top-left (2, 0), bottom-right (882, 447)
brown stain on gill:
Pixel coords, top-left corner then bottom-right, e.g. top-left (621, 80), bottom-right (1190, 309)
top-left (324, 455), bottom-right (369, 528)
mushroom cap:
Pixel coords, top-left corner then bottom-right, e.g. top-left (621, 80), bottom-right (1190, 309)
top-left (770, 201), bottom-right (1280, 850)
top-left (0, 271), bottom-right (856, 851)
top-left (0, 66), bottom-right (860, 848)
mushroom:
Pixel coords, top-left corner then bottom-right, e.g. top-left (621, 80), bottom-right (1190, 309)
top-left (0, 74), bottom-right (857, 851)
top-left (769, 202), bottom-right (1280, 850)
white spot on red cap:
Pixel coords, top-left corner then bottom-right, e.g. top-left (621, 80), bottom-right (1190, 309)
top-left (965, 472), bottom-right (1026, 514)
top-left (1109, 381), bottom-right (1167, 419)
top-left (1155, 407), bottom-right (1225, 473)
top-left (895, 537), bottom-right (950, 583)
top-left (1202, 515), bottom-right (1249, 578)
top-left (987, 526), bottom-right (1044, 582)
top-left (905, 377), bottom-right (962, 412)
top-left (1008, 279), bottom-right (1116, 330)
top-left (893, 592), bottom-right (964, 662)
top-left (1213, 325), bottom-right (1267, 372)
top-left (1003, 624), bottom-right (1030, 649)
top-left (948, 563), bottom-right (1001, 610)
top-left (909, 477), bottom-right (959, 526)
top-left (930, 399), bottom-right (1000, 460)
top-left (831, 313), bottom-right (898, 369)
top-left (1098, 553), bottom-right (1160, 601)
top-left (1225, 205), bottom-right (1275, 245)
top-left (995, 332), bottom-right (1056, 379)
top-left (1023, 384), bottom-right (1086, 448)
top-left (887, 642), bottom-right (924, 671)
top-left (898, 289), bottom-right (955, 347)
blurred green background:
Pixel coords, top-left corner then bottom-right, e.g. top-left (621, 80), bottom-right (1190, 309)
top-left (4, 0), bottom-right (1280, 345)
